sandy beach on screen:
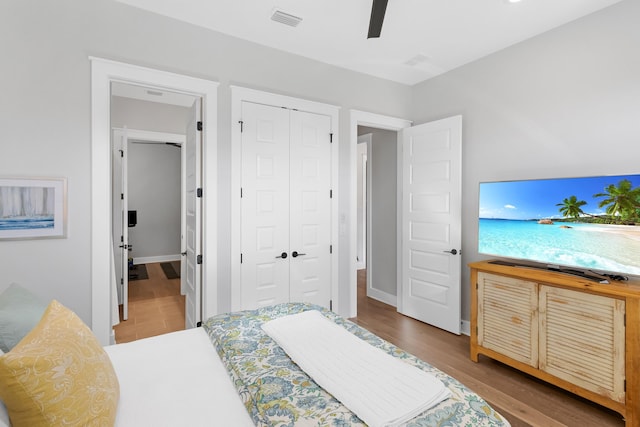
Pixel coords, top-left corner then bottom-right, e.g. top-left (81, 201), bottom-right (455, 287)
top-left (578, 223), bottom-right (640, 242)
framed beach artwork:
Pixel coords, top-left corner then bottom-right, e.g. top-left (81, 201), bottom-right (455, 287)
top-left (0, 177), bottom-right (67, 240)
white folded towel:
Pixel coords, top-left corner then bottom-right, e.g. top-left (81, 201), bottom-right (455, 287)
top-left (261, 310), bottom-right (451, 427)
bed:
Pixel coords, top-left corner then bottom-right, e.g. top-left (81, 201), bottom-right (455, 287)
top-left (201, 302), bottom-right (510, 427)
top-left (0, 288), bottom-right (509, 426)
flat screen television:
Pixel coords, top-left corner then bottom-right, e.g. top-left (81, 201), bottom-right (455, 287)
top-left (478, 174), bottom-right (640, 280)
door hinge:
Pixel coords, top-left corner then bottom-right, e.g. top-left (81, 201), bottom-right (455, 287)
top-left (330, 189), bottom-right (333, 198)
top-left (330, 245), bottom-right (333, 254)
top-left (197, 121), bottom-right (203, 131)
top-left (329, 133), bottom-right (333, 143)
top-left (624, 379), bottom-right (626, 392)
top-left (238, 120), bottom-right (244, 132)
top-left (197, 188), bottom-right (203, 198)
top-left (197, 254), bottom-right (203, 264)
top-left (120, 278), bottom-right (123, 285)
top-left (119, 149), bottom-right (123, 157)
top-left (476, 282), bottom-right (478, 289)
top-left (120, 193), bottom-right (124, 200)
top-left (330, 300), bottom-right (333, 311)
top-left (240, 253), bottom-right (243, 264)
top-left (240, 188), bottom-right (243, 198)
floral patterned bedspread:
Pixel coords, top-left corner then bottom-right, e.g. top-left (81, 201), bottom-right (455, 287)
top-left (202, 303), bottom-right (509, 427)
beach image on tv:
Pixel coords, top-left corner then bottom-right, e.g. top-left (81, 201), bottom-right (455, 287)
top-left (478, 174), bottom-right (640, 276)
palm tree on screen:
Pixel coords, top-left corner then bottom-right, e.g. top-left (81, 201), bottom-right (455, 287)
top-left (556, 195), bottom-right (587, 219)
top-left (593, 179), bottom-right (640, 222)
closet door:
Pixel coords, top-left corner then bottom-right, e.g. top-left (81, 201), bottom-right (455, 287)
top-left (240, 103), bottom-right (333, 310)
top-left (240, 102), bottom-right (291, 308)
top-left (288, 111), bottom-right (332, 307)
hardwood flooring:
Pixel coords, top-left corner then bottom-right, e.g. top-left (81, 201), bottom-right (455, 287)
top-left (113, 267), bottom-right (624, 426)
top-left (113, 262), bottom-right (184, 343)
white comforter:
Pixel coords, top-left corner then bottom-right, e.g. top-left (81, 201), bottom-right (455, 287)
top-left (104, 328), bottom-right (253, 427)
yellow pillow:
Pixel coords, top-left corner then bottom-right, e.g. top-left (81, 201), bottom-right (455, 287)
top-left (0, 300), bottom-right (119, 426)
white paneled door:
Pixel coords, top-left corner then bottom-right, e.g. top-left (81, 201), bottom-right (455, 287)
top-left (400, 116), bottom-right (462, 335)
top-left (241, 101), bottom-right (332, 310)
top-left (184, 100), bottom-right (202, 329)
top-left (113, 128), bottom-right (129, 321)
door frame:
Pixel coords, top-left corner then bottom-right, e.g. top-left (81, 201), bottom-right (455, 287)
top-left (90, 57), bottom-right (218, 345)
top-left (349, 110), bottom-right (412, 318)
top-left (230, 86), bottom-right (340, 312)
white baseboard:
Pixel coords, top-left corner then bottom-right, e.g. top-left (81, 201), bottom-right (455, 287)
top-left (460, 320), bottom-right (470, 336)
top-left (367, 287), bottom-right (397, 307)
top-left (133, 254), bottom-right (181, 265)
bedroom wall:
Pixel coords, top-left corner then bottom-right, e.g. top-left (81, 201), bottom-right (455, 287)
top-left (410, 0), bottom-right (640, 325)
top-left (127, 143), bottom-right (181, 262)
top-left (111, 96), bottom-right (190, 135)
top-left (0, 0), bottom-right (411, 325)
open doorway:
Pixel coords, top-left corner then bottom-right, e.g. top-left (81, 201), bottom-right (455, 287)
top-left (356, 127), bottom-right (400, 308)
top-left (109, 82), bottom-right (196, 343)
top-left (349, 111), bottom-right (411, 318)
top-left (90, 58), bottom-right (218, 346)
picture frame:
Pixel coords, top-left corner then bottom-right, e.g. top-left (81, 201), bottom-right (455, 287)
top-left (0, 177), bottom-right (67, 240)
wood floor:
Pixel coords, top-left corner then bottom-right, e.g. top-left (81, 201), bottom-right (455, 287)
top-left (113, 262), bottom-right (184, 343)
top-left (113, 267), bottom-right (624, 426)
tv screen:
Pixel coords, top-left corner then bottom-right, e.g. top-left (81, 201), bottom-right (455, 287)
top-left (478, 174), bottom-right (640, 278)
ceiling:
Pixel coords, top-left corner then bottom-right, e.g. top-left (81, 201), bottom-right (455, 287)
top-left (115, 0), bottom-right (622, 86)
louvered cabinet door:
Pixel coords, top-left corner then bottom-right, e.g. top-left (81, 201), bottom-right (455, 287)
top-left (477, 272), bottom-right (539, 367)
top-left (539, 286), bottom-right (625, 403)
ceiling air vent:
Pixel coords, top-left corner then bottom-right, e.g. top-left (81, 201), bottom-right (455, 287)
top-left (404, 54), bottom-right (430, 67)
top-left (271, 9), bottom-right (302, 27)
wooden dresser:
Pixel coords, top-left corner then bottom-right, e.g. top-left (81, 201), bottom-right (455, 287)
top-left (469, 260), bottom-right (640, 426)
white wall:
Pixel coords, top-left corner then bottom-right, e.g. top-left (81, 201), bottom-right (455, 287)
top-left (410, 0), bottom-right (640, 323)
top-left (0, 0), bottom-right (411, 325)
top-left (127, 143), bottom-right (181, 261)
top-left (111, 96), bottom-right (190, 135)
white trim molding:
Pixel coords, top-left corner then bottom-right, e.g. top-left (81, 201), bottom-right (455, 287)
top-left (90, 57), bottom-right (218, 345)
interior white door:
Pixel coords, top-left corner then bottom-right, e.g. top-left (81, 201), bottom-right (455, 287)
top-left (184, 99), bottom-right (202, 328)
top-left (240, 102), bottom-right (291, 308)
top-left (288, 110), bottom-right (332, 307)
top-left (400, 115), bottom-right (462, 334)
top-left (116, 129), bottom-right (129, 321)
top-left (240, 103), bottom-right (332, 309)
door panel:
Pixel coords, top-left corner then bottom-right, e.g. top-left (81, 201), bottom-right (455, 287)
top-left (184, 100), bottom-right (202, 328)
top-left (112, 129), bottom-right (128, 321)
top-left (241, 102), bottom-right (291, 309)
top-left (401, 116), bottom-right (462, 334)
top-left (289, 111), bottom-right (331, 307)
top-left (240, 104), bottom-right (332, 310)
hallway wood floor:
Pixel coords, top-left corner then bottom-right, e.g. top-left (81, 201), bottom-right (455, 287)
top-left (113, 267), bottom-right (623, 426)
top-left (113, 262), bottom-right (184, 343)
